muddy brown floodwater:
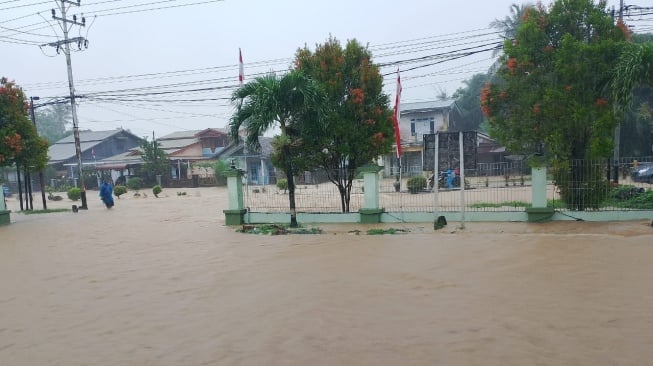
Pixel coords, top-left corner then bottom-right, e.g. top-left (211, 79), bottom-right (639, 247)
top-left (1, 187), bottom-right (653, 365)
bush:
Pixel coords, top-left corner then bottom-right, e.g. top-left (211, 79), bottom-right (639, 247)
top-left (277, 178), bottom-right (288, 192)
top-left (213, 159), bottom-right (230, 186)
top-left (407, 176), bottom-right (427, 193)
top-left (83, 172), bottom-right (98, 190)
top-left (554, 163), bottom-right (610, 210)
top-left (126, 177), bottom-right (143, 190)
top-left (67, 187), bottom-right (81, 201)
top-left (113, 185), bottom-right (127, 198)
top-left (152, 185), bottom-right (162, 197)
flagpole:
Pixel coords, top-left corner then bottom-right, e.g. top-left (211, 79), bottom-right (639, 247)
top-left (399, 157), bottom-right (404, 223)
top-left (392, 68), bottom-right (404, 223)
top-left (238, 48), bottom-right (250, 220)
top-left (433, 133), bottom-right (439, 223)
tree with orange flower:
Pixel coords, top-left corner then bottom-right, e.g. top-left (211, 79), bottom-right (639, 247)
top-left (0, 77), bottom-right (48, 171)
top-left (482, 0), bottom-right (630, 209)
top-left (294, 37), bottom-right (394, 212)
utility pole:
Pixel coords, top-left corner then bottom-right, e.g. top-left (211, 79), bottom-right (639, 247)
top-left (47, 0), bottom-right (89, 209)
top-left (30, 96), bottom-right (48, 210)
top-left (612, 0), bottom-right (624, 183)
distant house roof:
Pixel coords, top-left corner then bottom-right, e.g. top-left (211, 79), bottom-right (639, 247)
top-left (48, 129), bottom-right (139, 164)
top-left (156, 128), bottom-right (229, 159)
top-left (158, 128), bottom-right (228, 141)
top-left (216, 136), bottom-right (274, 159)
top-left (400, 99), bottom-right (457, 115)
top-left (95, 150), bottom-right (144, 170)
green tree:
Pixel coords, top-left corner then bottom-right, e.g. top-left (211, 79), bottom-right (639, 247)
top-left (618, 88), bottom-right (653, 157)
top-left (0, 77), bottom-right (48, 171)
top-left (230, 71), bottom-right (324, 227)
top-left (139, 137), bottom-right (168, 186)
top-left (612, 40), bottom-right (653, 157)
top-left (294, 37), bottom-right (394, 212)
top-left (452, 73), bottom-right (491, 132)
top-left (483, 0), bottom-right (629, 159)
top-left (613, 42), bottom-right (653, 109)
top-left (481, 0), bottom-right (629, 209)
top-left (35, 103), bottom-right (72, 144)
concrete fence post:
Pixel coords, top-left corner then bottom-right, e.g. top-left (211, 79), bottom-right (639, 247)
top-left (359, 164), bottom-right (384, 223)
top-left (0, 184), bottom-right (9, 225)
top-left (223, 168), bottom-right (247, 225)
top-left (526, 166), bottom-right (554, 222)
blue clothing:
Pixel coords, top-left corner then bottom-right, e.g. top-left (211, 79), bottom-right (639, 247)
top-left (446, 169), bottom-right (455, 189)
top-left (99, 182), bottom-right (114, 208)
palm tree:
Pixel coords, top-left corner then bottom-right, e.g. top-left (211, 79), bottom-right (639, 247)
top-left (490, 3), bottom-right (533, 56)
top-left (613, 42), bottom-right (653, 108)
top-left (229, 71), bottom-right (323, 227)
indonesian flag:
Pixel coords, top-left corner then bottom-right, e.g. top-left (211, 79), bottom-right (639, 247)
top-left (238, 48), bottom-right (244, 85)
top-left (392, 68), bottom-right (402, 158)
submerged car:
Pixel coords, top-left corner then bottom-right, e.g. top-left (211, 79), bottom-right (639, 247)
top-left (631, 162), bottom-right (653, 183)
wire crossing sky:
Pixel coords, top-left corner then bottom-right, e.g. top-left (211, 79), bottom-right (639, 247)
top-left (1, 0), bottom-right (633, 137)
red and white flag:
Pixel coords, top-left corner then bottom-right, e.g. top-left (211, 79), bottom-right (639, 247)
top-left (238, 48), bottom-right (244, 85)
top-left (392, 68), bottom-right (402, 158)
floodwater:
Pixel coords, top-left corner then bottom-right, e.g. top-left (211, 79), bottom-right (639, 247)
top-left (1, 187), bottom-right (652, 365)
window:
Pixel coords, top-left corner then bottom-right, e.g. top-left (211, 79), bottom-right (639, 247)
top-left (410, 117), bottom-right (435, 136)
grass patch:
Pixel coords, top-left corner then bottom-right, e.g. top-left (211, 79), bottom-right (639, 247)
top-left (469, 201), bottom-right (530, 209)
top-left (18, 208), bottom-right (71, 215)
top-left (468, 200), bottom-right (567, 209)
top-left (547, 199), bottom-right (567, 209)
top-left (366, 228), bottom-right (410, 235)
top-left (603, 189), bottom-right (653, 209)
top-left (237, 224), bottom-right (322, 235)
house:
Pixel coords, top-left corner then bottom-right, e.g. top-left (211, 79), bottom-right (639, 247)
top-left (47, 129), bottom-right (143, 187)
top-left (96, 128), bottom-right (231, 187)
top-left (216, 137), bottom-right (276, 185)
top-left (156, 128), bottom-right (230, 181)
top-left (476, 132), bottom-right (507, 165)
top-left (385, 99), bottom-right (462, 176)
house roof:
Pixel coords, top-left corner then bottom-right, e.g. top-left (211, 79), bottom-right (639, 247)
top-left (216, 136), bottom-right (273, 159)
top-left (95, 150), bottom-right (144, 170)
top-left (156, 128), bottom-right (229, 158)
top-left (158, 128), bottom-right (227, 141)
top-left (400, 100), bottom-right (456, 114)
top-left (158, 138), bottom-right (198, 151)
top-left (48, 129), bottom-right (138, 163)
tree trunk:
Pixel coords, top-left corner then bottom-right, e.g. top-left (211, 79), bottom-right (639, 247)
top-left (283, 147), bottom-right (298, 228)
top-left (16, 164), bottom-right (24, 211)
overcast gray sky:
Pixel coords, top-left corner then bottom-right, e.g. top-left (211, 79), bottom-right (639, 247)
top-left (2, 0), bottom-right (625, 138)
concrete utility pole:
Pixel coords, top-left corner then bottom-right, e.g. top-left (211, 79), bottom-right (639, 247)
top-left (30, 96), bottom-right (48, 210)
top-left (612, 0), bottom-right (624, 183)
top-left (46, 0), bottom-right (89, 209)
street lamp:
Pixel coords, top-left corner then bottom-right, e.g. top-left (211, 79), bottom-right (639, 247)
top-left (30, 96), bottom-right (48, 210)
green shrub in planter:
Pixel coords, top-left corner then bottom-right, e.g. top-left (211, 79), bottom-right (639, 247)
top-left (407, 176), bottom-right (427, 194)
top-left (67, 187), bottom-right (81, 201)
top-left (126, 177), bottom-right (143, 190)
top-left (113, 185), bottom-right (127, 198)
top-left (152, 185), bottom-right (162, 197)
top-left (276, 178), bottom-right (288, 193)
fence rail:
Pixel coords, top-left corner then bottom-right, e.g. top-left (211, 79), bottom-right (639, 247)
top-left (244, 158), bottom-right (653, 214)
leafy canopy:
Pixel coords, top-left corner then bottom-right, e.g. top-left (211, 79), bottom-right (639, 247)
top-left (229, 70), bottom-right (325, 227)
top-left (0, 77), bottom-right (48, 169)
top-left (294, 37), bottom-right (394, 212)
top-left (481, 0), bottom-right (629, 161)
top-left (139, 137), bottom-right (168, 185)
